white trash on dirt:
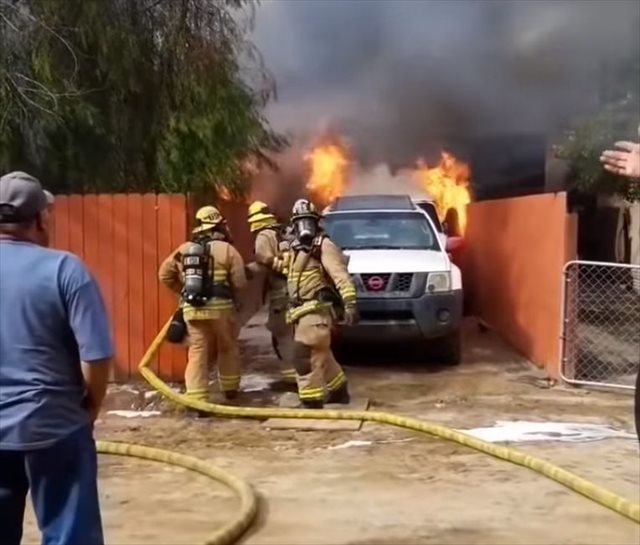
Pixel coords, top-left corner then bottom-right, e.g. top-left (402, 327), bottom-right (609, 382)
top-left (326, 438), bottom-right (414, 450)
top-left (461, 420), bottom-right (636, 443)
top-left (241, 374), bottom-right (273, 393)
top-left (328, 440), bottom-right (373, 450)
top-left (108, 385), bottom-right (141, 395)
top-left (107, 410), bottom-right (162, 418)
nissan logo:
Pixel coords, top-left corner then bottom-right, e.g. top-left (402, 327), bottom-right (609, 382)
top-left (367, 276), bottom-right (385, 291)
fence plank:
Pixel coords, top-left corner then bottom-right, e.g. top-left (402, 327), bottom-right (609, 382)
top-left (83, 195), bottom-right (100, 277)
top-left (67, 195), bottom-right (84, 258)
top-left (127, 195), bottom-right (145, 378)
top-left (53, 196), bottom-right (70, 251)
top-left (142, 194), bottom-right (160, 374)
top-left (48, 192), bottom-right (195, 382)
top-left (112, 195), bottom-right (130, 380)
top-left (97, 195), bottom-right (116, 381)
top-left (170, 194), bottom-right (188, 380)
top-left (156, 194), bottom-right (176, 380)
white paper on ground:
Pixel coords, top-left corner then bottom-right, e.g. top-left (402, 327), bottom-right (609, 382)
top-left (328, 440), bottom-right (373, 450)
top-left (241, 374), bottom-right (273, 392)
top-left (107, 410), bottom-right (162, 418)
top-left (322, 438), bottom-right (415, 451)
top-left (461, 420), bottom-right (636, 443)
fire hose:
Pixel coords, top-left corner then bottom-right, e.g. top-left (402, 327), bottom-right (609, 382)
top-left (104, 317), bottom-right (640, 545)
top-left (95, 440), bottom-right (257, 545)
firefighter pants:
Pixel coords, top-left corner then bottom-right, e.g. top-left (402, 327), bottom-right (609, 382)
top-left (185, 311), bottom-right (241, 400)
top-left (292, 312), bottom-right (348, 402)
top-left (267, 301), bottom-right (297, 385)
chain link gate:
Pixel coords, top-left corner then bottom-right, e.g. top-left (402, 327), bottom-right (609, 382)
top-left (560, 261), bottom-right (640, 390)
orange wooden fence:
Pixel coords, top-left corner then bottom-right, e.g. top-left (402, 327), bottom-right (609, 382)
top-left (51, 191), bottom-right (578, 381)
top-left (461, 192), bottom-right (578, 376)
top-left (51, 194), bottom-right (188, 380)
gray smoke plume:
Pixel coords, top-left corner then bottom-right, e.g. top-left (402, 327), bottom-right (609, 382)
top-left (248, 0), bottom-right (640, 206)
top-left (251, 0), bottom-right (640, 202)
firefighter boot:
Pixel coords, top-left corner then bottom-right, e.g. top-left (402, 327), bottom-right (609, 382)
top-left (186, 408), bottom-right (212, 419)
top-left (327, 383), bottom-right (350, 405)
top-left (301, 399), bottom-right (324, 409)
top-left (270, 374), bottom-right (299, 393)
top-left (224, 389), bottom-right (239, 401)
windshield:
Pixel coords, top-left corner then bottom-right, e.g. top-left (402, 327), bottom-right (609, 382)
top-left (324, 211), bottom-right (439, 250)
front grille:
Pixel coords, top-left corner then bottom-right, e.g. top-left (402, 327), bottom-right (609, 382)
top-left (355, 272), bottom-right (415, 295)
top-left (392, 273), bottom-right (413, 292)
top-left (360, 273), bottom-right (391, 292)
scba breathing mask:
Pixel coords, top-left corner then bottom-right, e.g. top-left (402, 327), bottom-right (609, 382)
top-left (293, 217), bottom-right (318, 247)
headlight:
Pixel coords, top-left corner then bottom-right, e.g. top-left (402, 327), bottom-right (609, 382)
top-left (426, 272), bottom-right (451, 293)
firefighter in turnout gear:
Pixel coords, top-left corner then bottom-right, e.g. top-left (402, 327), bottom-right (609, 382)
top-left (247, 201), bottom-right (297, 389)
top-left (286, 199), bottom-right (358, 408)
top-left (159, 205), bottom-right (247, 403)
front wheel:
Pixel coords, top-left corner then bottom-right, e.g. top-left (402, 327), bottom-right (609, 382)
top-left (435, 329), bottom-right (462, 366)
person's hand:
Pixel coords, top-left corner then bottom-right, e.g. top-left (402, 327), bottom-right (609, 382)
top-left (245, 262), bottom-right (263, 280)
top-left (343, 302), bottom-right (359, 326)
top-left (600, 141), bottom-right (640, 179)
top-left (272, 251), bottom-right (290, 275)
top-left (88, 404), bottom-right (100, 423)
top-left (83, 394), bottom-right (100, 423)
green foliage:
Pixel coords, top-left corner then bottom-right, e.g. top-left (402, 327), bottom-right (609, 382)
top-left (555, 63), bottom-right (640, 203)
top-left (0, 0), bottom-right (286, 195)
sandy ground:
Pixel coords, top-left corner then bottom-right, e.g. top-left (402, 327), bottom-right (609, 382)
top-left (23, 316), bottom-right (639, 545)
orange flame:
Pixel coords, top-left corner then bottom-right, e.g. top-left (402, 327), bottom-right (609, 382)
top-left (414, 151), bottom-right (471, 234)
top-left (305, 143), bottom-right (350, 206)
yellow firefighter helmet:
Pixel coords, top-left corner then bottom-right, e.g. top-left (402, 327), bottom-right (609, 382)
top-left (192, 205), bottom-right (224, 234)
top-left (247, 200), bottom-right (277, 233)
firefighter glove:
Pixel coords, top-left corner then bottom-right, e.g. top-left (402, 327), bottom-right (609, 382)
top-left (343, 302), bottom-right (359, 326)
top-left (273, 251), bottom-right (290, 275)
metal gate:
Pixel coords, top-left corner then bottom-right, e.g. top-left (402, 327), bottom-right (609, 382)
top-left (560, 260), bottom-right (640, 390)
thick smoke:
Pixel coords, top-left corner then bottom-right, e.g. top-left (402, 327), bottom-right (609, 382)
top-left (250, 0), bottom-right (640, 202)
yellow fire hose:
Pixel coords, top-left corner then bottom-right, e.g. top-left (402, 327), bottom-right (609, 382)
top-left (95, 440), bottom-right (258, 545)
top-left (105, 317), bottom-right (639, 545)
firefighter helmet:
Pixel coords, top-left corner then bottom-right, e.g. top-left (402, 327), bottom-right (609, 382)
top-left (291, 199), bottom-right (320, 247)
top-left (192, 205), bottom-right (224, 234)
top-left (247, 200), bottom-right (277, 233)
top-left (291, 199), bottom-right (319, 221)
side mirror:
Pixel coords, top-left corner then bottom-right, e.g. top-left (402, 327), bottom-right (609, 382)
top-left (445, 236), bottom-right (464, 253)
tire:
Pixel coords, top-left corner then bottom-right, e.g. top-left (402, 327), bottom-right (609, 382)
top-left (436, 329), bottom-right (462, 366)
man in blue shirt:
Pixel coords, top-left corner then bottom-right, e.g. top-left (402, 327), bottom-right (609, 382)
top-left (0, 171), bottom-right (113, 545)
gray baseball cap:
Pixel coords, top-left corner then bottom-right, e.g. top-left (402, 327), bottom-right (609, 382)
top-left (0, 171), bottom-right (54, 224)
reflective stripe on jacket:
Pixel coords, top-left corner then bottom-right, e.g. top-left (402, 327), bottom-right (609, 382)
top-left (285, 236), bottom-right (355, 324)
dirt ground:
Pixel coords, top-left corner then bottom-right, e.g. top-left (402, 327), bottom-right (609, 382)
top-left (23, 316), bottom-right (640, 545)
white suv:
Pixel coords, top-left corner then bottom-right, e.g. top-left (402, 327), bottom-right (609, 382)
top-left (323, 194), bottom-right (463, 365)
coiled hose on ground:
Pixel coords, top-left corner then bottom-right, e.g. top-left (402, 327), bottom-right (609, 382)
top-left (96, 440), bottom-right (258, 545)
top-left (104, 317), bottom-right (640, 545)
